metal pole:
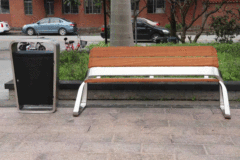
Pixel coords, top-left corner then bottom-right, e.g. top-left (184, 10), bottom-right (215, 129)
top-left (103, 0), bottom-right (107, 44)
top-left (135, 19), bottom-right (137, 45)
top-left (134, 0), bottom-right (137, 45)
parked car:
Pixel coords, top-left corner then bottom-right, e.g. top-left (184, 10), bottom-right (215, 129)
top-left (0, 21), bottom-right (10, 34)
top-left (138, 17), bottom-right (160, 26)
top-left (22, 17), bottom-right (77, 36)
top-left (100, 17), bottom-right (170, 42)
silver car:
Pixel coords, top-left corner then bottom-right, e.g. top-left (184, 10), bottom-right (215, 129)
top-left (22, 17), bottom-right (77, 36)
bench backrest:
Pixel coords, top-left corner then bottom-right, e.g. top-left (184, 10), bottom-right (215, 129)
top-left (88, 46), bottom-right (219, 68)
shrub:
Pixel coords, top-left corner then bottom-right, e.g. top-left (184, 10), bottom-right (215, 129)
top-left (210, 13), bottom-right (240, 43)
top-left (59, 50), bottom-right (89, 80)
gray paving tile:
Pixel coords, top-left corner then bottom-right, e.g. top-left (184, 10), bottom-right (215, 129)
top-left (142, 143), bottom-right (175, 155)
top-left (46, 114), bottom-right (94, 126)
top-left (191, 109), bottom-right (216, 120)
top-left (133, 119), bottom-right (168, 127)
top-left (91, 116), bottom-right (141, 126)
top-left (166, 113), bottom-right (194, 121)
top-left (89, 124), bottom-right (143, 133)
top-left (230, 109), bottom-right (240, 116)
top-left (55, 132), bottom-right (114, 143)
top-left (217, 156), bottom-right (240, 160)
top-left (0, 125), bottom-right (39, 133)
top-left (0, 108), bottom-right (17, 113)
top-left (229, 114), bottom-right (240, 121)
top-left (141, 126), bottom-right (198, 136)
top-left (197, 127), bottom-right (240, 136)
top-left (45, 152), bottom-right (108, 160)
top-left (221, 120), bottom-right (240, 127)
top-left (0, 152), bottom-right (36, 160)
top-left (169, 120), bottom-right (222, 127)
top-left (205, 145), bottom-right (240, 156)
top-left (24, 132), bottom-right (60, 142)
top-left (0, 112), bottom-right (29, 119)
top-left (172, 135), bottom-right (233, 145)
top-left (166, 108), bottom-right (211, 115)
top-left (109, 153), bottom-right (174, 160)
top-left (142, 144), bottom-right (206, 155)
top-left (0, 133), bottom-right (28, 142)
top-left (0, 118), bottom-right (19, 126)
top-left (35, 124), bottom-right (90, 133)
top-left (143, 112), bottom-right (194, 121)
top-left (118, 108), bottom-right (165, 114)
top-left (155, 154), bottom-right (175, 160)
top-left (80, 142), bottom-right (141, 153)
top-left (0, 141), bottom-right (22, 152)
top-left (14, 141), bottom-right (81, 152)
top-left (142, 113), bottom-right (167, 120)
top-left (175, 144), bottom-right (206, 155)
top-left (0, 133), bottom-right (5, 139)
top-left (84, 108), bottom-right (120, 115)
top-left (210, 108), bottom-right (223, 114)
top-left (114, 133), bottom-right (171, 144)
top-left (231, 136), bottom-right (240, 146)
top-left (176, 154), bottom-right (219, 160)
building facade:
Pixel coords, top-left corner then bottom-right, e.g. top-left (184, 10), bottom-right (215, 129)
top-left (0, 0), bottom-right (239, 30)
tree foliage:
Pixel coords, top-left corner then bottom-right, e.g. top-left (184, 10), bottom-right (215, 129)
top-left (210, 8), bottom-right (240, 43)
top-left (166, 0), bottom-right (228, 43)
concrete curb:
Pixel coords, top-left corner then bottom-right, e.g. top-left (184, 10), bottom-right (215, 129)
top-left (1, 99), bottom-right (240, 108)
top-left (5, 80), bottom-right (240, 101)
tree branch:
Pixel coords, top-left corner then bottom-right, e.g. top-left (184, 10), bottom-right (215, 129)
top-left (191, 0), bottom-right (197, 24)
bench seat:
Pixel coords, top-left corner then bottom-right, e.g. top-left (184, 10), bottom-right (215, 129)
top-left (73, 46), bottom-right (230, 119)
top-left (85, 78), bottom-right (219, 83)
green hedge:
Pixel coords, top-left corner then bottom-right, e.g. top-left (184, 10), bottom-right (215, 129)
top-left (59, 42), bottom-right (240, 81)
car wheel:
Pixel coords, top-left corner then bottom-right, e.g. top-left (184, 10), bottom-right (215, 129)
top-left (27, 28), bottom-right (35, 36)
top-left (19, 45), bottom-right (26, 51)
top-left (59, 28), bottom-right (67, 36)
top-left (151, 33), bottom-right (161, 42)
top-left (38, 45), bottom-right (46, 50)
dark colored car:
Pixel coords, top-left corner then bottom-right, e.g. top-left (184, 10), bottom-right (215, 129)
top-left (101, 18), bottom-right (170, 42)
top-left (22, 17), bottom-right (77, 36)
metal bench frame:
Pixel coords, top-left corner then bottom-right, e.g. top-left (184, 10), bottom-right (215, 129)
top-left (73, 66), bottom-right (230, 119)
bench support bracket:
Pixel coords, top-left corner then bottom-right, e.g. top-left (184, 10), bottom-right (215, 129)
top-left (73, 82), bottom-right (88, 116)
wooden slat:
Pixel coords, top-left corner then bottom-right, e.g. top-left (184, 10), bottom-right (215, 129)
top-left (88, 57), bottom-right (219, 68)
top-left (90, 46), bottom-right (218, 58)
top-left (85, 78), bottom-right (219, 83)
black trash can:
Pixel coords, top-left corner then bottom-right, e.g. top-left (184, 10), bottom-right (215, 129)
top-left (12, 51), bottom-right (54, 106)
top-left (10, 39), bottom-right (59, 113)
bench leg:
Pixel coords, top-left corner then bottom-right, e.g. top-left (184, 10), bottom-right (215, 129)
top-left (73, 82), bottom-right (88, 117)
top-left (219, 81), bottom-right (231, 119)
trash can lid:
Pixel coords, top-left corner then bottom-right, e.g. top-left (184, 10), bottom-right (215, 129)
top-left (14, 51), bottom-right (54, 54)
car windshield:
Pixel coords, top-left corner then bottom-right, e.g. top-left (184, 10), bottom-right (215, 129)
top-left (61, 18), bottom-right (71, 22)
top-left (141, 18), bottom-right (155, 22)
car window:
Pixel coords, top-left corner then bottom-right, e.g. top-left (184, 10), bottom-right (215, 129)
top-left (50, 18), bottom-right (60, 23)
top-left (137, 22), bottom-right (146, 27)
top-left (39, 18), bottom-right (49, 24)
top-left (60, 18), bottom-right (71, 22)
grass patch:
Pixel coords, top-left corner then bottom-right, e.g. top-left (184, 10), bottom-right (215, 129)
top-left (59, 41), bottom-right (240, 81)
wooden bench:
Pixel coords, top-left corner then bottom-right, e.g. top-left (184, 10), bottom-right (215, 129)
top-left (73, 46), bottom-right (230, 119)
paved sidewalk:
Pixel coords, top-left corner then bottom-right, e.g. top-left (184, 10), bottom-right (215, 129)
top-left (0, 100), bottom-right (240, 160)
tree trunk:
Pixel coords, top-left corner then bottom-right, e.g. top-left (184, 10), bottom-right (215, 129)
top-left (193, 27), bottom-right (204, 43)
top-left (170, 2), bottom-right (177, 37)
top-left (110, 0), bottom-right (134, 46)
top-left (181, 27), bottom-right (187, 43)
top-left (170, 11), bottom-right (177, 37)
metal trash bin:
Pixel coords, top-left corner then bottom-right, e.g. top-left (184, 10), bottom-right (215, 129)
top-left (9, 39), bottom-right (60, 113)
